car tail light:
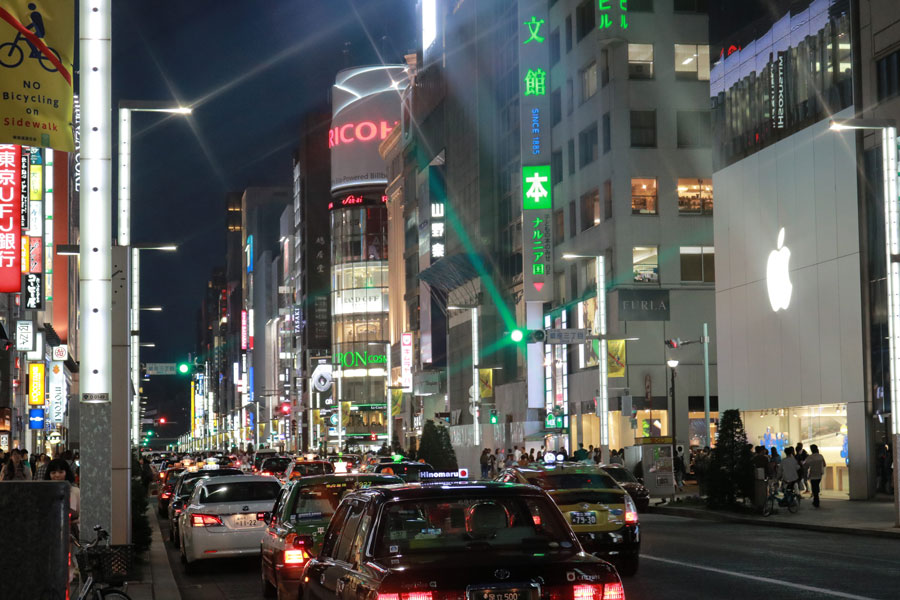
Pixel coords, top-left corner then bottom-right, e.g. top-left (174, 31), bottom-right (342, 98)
top-left (161, 492), bottom-right (172, 499)
top-left (191, 513), bottom-right (223, 527)
top-left (601, 583), bottom-right (624, 600)
top-left (284, 549), bottom-right (306, 565)
top-left (573, 584), bottom-right (603, 600)
top-left (261, 471), bottom-right (272, 477)
top-left (159, 472), bottom-right (166, 479)
top-left (377, 595), bottom-right (400, 600)
top-left (378, 594), bottom-right (433, 600)
top-left (624, 495), bottom-right (638, 525)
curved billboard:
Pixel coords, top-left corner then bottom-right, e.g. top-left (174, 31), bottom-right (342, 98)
top-left (330, 65), bottom-right (407, 194)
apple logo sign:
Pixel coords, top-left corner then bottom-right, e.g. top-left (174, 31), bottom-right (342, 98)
top-left (766, 227), bottom-right (792, 312)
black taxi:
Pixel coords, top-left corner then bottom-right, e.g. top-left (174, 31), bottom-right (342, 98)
top-left (300, 482), bottom-right (625, 600)
top-left (261, 473), bottom-right (401, 599)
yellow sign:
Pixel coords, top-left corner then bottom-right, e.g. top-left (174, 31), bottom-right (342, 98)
top-left (341, 402), bottom-right (351, 427)
top-left (21, 235), bottom-right (28, 273)
top-left (190, 381), bottom-right (196, 436)
top-left (0, 2), bottom-right (75, 151)
top-left (28, 361), bottom-right (44, 405)
top-left (607, 339), bottom-right (626, 378)
top-left (479, 368), bottom-right (493, 398)
top-left (390, 388), bottom-right (402, 417)
top-left (312, 409), bottom-right (324, 427)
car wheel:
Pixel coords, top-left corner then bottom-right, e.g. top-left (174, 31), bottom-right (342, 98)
top-left (261, 567), bottom-right (276, 598)
top-left (617, 556), bottom-right (639, 577)
top-left (180, 544), bottom-right (196, 575)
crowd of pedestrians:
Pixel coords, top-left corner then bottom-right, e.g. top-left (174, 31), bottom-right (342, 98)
top-left (750, 442), bottom-right (827, 507)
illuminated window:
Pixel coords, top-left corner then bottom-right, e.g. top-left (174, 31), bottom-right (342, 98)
top-left (631, 178), bottom-right (658, 215)
top-left (632, 247), bottom-right (658, 283)
top-left (628, 44), bottom-right (654, 79)
top-left (580, 189), bottom-right (600, 231)
top-left (677, 178), bottom-right (713, 215)
top-left (680, 247), bottom-right (715, 283)
top-left (630, 110), bottom-right (656, 148)
top-left (675, 44), bottom-right (710, 81)
top-left (580, 61), bottom-right (598, 104)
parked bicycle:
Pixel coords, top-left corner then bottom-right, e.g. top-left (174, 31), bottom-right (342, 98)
top-left (762, 480), bottom-right (801, 516)
top-left (71, 525), bottom-right (134, 600)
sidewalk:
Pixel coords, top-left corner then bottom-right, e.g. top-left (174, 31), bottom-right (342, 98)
top-left (124, 504), bottom-right (182, 600)
top-left (647, 485), bottom-right (900, 539)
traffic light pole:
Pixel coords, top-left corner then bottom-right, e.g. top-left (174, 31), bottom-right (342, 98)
top-left (471, 307), bottom-right (480, 447)
top-left (703, 322), bottom-right (711, 448)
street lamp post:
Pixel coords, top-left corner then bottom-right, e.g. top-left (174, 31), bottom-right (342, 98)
top-left (667, 359), bottom-right (678, 442)
top-left (830, 118), bottom-right (899, 526)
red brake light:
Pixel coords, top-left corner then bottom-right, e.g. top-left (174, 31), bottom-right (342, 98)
top-left (624, 495), bottom-right (638, 525)
top-left (161, 492), bottom-right (172, 499)
top-left (284, 549), bottom-right (306, 565)
top-left (191, 513), bottom-right (223, 527)
top-left (377, 595), bottom-right (400, 600)
top-left (573, 584), bottom-right (603, 600)
top-left (602, 583), bottom-right (625, 600)
top-left (261, 471), bottom-right (272, 476)
top-left (402, 593), bottom-right (433, 600)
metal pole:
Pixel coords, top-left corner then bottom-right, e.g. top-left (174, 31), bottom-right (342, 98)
top-left (131, 248), bottom-right (140, 445)
top-left (596, 256), bottom-right (609, 463)
top-left (337, 392), bottom-right (342, 452)
top-left (472, 307), bottom-right (480, 446)
top-left (386, 341), bottom-right (392, 449)
top-left (670, 366), bottom-right (677, 442)
top-left (703, 322), bottom-right (711, 447)
top-left (884, 126), bottom-right (900, 526)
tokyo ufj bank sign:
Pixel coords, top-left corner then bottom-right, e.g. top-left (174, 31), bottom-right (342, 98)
top-left (766, 228), bottom-right (793, 312)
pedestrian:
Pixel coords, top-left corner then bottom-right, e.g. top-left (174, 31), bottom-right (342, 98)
top-left (573, 443), bottom-right (589, 461)
top-left (33, 453), bottom-right (51, 481)
top-left (488, 448), bottom-right (498, 478)
top-left (778, 446), bottom-right (801, 493)
top-left (504, 449), bottom-right (515, 468)
top-left (513, 446), bottom-right (522, 462)
top-left (45, 458), bottom-right (79, 532)
top-left (674, 448), bottom-right (686, 491)
top-left (480, 448), bottom-right (490, 478)
top-left (21, 449), bottom-right (32, 475)
top-left (529, 447), bottom-right (535, 462)
top-left (594, 448), bottom-right (602, 464)
top-left (517, 453), bottom-right (530, 467)
top-left (0, 449), bottom-right (32, 480)
top-left (610, 449), bottom-right (625, 465)
top-left (795, 443), bottom-right (809, 492)
top-left (805, 444), bottom-right (826, 508)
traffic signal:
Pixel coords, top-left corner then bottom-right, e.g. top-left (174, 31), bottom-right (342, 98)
top-left (158, 417), bottom-right (167, 425)
top-left (489, 410), bottom-right (498, 424)
top-left (177, 362), bottom-right (190, 374)
top-left (510, 329), bottom-right (546, 343)
top-left (280, 402), bottom-right (291, 415)
top-left (665, 338), bottom-right (682, 349)
top-left (510, 329), bottom-right (525, 343)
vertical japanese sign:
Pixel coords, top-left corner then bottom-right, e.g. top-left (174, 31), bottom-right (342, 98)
top-left (0, 2), bottom-right (75, 151)
top-left (28, 361), bottom-right (44, 405)
top-left (401, 332), bottom-right (413, 392)
top-left (24, 272), bottom-right (42, 309)
top-left (15, 319), bottom-right (33, 351)
top-left (0, 144), bottom-right (22, 291)
top-left (241, 309), bottom-right (248, 350)
top-left (48, 361), bottom-right (66, 423)
top-left (597, 1), bottom-right (628, 30)
top-left (19, 146), bottom-right (28, 229)
top-left (519, 1), bottom-right (553, 303)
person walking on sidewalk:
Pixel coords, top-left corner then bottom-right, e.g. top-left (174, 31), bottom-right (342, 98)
top-left (0, 449), bottom-right (31, 480)
top-left (673, 449), bottom-right (686, 491)
top-left (778, 447), bottom-right (801, 493)
top-left (805, 444), bottom-right (826, 508)
top-left (480, 448), bottom-right (491, 479)
top-left (795, 443), bottom-right (810, 492)
top-left (33, 453), bottom-right (51, 481)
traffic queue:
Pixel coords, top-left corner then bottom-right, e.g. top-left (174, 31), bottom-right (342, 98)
top-left (148, 451), bottom-right (641, 600)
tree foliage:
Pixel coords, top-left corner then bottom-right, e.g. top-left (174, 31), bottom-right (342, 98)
top-left (706, 409), bottom-right (753, 507)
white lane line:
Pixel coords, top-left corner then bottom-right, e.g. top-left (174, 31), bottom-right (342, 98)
top-left (642, 555), bottom-right (878, 600)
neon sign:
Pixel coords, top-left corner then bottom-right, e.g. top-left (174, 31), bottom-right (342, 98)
top-left (327, 194), bottom-right (389, 210)
top-left (0, 144), bottom-right (22, 292)
top-left (328, 120), bottom-right (396, 148)
top-left (333, 350), bottom-right (387, 369)
top-left (598, 0), bottom-right (627, 30)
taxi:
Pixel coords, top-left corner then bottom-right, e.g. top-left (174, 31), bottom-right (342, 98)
top-left (284, 459), bottom-right (336, 482)
top-left (497, 463), bottom-right (640, 576)
top-left (260, 472), bottom-right (401, 599)
top-left (301, 482), bottom-right (625, 600)
top-left (372, 459), bottom-right (434, 482)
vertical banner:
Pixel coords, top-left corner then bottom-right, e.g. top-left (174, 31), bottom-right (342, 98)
top-left (18, 147), bottom-right (28, 229)
top-left (400, 332), bottom-right (413, 392)
top-left (479, 368), bottom-right (494, 398)
top-left (607, 339), bottom-right (626, 378)
top-left (0, 144), bottom-right (22, 291)
top-left (24, 272), bottom-right (42, 309)
top-left (48, 361), bottom-right (66, 423)
top-left (390, 388), bottom-right (403, 418)
top-left (519, 1), bottom-right (553, 303)
top-left (28, 361), bottom-right (45, 405)
top-left (0, 2), bottom-right (75, 151)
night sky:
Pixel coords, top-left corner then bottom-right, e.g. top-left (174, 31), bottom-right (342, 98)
top-left (112, 1), bottom-right (415, 438)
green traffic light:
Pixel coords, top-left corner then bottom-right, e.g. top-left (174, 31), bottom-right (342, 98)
top-left (489, 412), bottom-right (498, 424)
top-left (178, 363), bottom-right (190, 374)
top-left (510, 329), bottom-right (524, 343)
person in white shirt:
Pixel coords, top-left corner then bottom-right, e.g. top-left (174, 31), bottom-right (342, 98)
top-left (778, 446), bottom-right (801, 493)
top-left (804, 444), bottom-right (827, 508)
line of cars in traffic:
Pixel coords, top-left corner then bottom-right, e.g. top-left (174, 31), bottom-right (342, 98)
top-left (151, 452), bottom-right (649, 600)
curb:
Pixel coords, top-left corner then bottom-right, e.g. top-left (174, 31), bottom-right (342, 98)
top-left (148, 506), bottom-right (182, 600)
top-left (646, 504), bottom-right (900, 540)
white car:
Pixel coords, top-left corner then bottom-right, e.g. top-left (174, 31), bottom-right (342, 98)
top-left (179, 475), bottom-right (281, 572)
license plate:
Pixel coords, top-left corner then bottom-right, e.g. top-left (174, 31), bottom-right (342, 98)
top-left (570, 511), bottom-right (597, 525)
top-left (479, 590), bottom-right (527, 600)
top-left (233, 515), bottom-right (259, 528)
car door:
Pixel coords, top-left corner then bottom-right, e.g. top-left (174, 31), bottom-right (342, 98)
top-left (262, 485), bottom-right (291, 580)
top-left (305, 501), bottom-right (351, 600)
top-left (307, 500), bottom-right (366, 600)
top-left (342, 501), bottom-right (377, 600)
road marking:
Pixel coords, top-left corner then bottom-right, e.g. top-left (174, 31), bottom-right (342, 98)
top-left (642, 555), bottom-right (878, 600)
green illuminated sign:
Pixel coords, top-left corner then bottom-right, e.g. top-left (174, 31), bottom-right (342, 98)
top-left (523, 17), bottom-right (545, 44)
top-left (522, 165), bottom-right (551, 209)
top-left (598, 0), bottom-right (628, 30)
top-left (524, 68), bottom-right (547, 96)
top-left (333, 350), bottom-right (387, 369)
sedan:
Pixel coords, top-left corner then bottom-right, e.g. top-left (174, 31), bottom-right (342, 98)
top-left (167, 467), bottom-right (243, 546)
top-left (600, 464), bottom-right (650, 512)
top-left (179, 475), bottom-right (282, 573)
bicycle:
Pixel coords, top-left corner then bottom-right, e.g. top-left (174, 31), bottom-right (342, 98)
top-left (0, 30), bottom-right (61, 72)
top-left (762, 480), bottom-right (801, 516)
top-left (71, 525), bottom-right (134, 600)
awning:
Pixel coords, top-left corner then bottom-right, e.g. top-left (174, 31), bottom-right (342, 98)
top-left (417, 252), bottom-right (492, 294)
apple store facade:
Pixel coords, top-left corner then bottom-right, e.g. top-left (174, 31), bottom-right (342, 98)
top-left (710, 0), bottom-right (884, 499)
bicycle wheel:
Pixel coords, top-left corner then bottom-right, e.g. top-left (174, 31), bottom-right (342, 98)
top-left (37, 46), bottom-right (61, 73)
top-left (97, 588), bottom-right (132, 600)
top-left (0, 42), bottom-right (24, 68)
top-left (787, 495), bottom-right (799, 513)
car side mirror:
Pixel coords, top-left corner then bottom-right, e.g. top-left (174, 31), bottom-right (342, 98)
top-left (262, 512), bottom-right (272, 524)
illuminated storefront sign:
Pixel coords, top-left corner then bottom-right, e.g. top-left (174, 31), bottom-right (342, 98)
top-left (24, 272), bottom-right (43, 309)
top-left (0, 145), bottom-right (22, 292)
top-left (333, 350), bottom-right (387, 369)
top-left (19, 146), bottom-right (28, 229)
top-left (28, 236), bottom-right (41, 273)
top-left (522, 166), bottom-right (553, 301)
top-left (49, 361), bottom-right (66, 424)
top-left (28, 408), bottom-right (44, 430)
top-left (401, 332), bottom-right (413, 392)
top-left (598, 0), bottom-right (628, 30)
top-left (28, 362), bottom-right (45, 405)
top-left (328, 121), bottom-right (395, 147)
top-left (430, 201), bottom-right (444, 258)
top-left (15, 320), bottom-right (34, 352)
top-left (332, 287), bottom-right (388, 315)
top-left (241, 309), bottom-right (248, 350)
top-left (245, 234), bottom-right (253, 273)
top-left (327, 193), bottom-right (388, 210)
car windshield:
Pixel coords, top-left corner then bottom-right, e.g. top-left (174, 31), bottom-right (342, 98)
top-left (261, 457), bottom-right (292, 473)
top-left (293, 462), bottom-right (335, 476)
top-left (290, 483), bottom-right (348, 519)
top-left (526, 473), bottom-right (619, 490)
top-left (372, 495), bottom-right (574, 557)
top-left (179, 469), bottom-right (243, 497)
top-left (199, 481), bottom-right (281, 503)
top-left (602, 466), bottom-right (638, 484)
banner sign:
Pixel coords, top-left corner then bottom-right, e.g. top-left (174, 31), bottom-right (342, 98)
top-left (48, 360), bottom-right (65, 423)
top-left (0, 2), bottom-right (76, 151)
top-left (18, 147), bottom-right (28, 228)
top-left (617, 289), bottom-right (670, 321)
top-left (28, 361), bottom-right (44, 405)
top-left (15, 319), bottom-right (33, 351)
top-left (0, 144), bottom-right (22, 291)
top-left (400, 332), bottom-right (413, 392)
top-left (607, 339), bottom-right (626, 378)
top-left (28, 407), bottom-right (44, 429)
top-left (24, 272), bottom-right (42, 309)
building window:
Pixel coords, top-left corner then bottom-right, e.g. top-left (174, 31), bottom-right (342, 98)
top-left (569, 202), bottom-right (577, 235)
top-left (631, 178), bottom-right (658, 214)
top-left (551, 149), bottom-right (563, 184)
top-left (633, 246), bottom-right (659, 283)
top-left (675, 44), bottom-right (710, 80)
top-left (554, 209), bottom-right (565, 242)
top-left (580, 61), bottom-right (598, 103)
top-left (630, 0), bottom-right (653, 10)
top-left (579, 123), bottom-right (598, 168)
top-left (575, 0), bottom-right (594, 41)
top-left (603, 180), bottom-right (613, 220)
top-left (680, 246), bottom-right (715, 283)
top-left (567, 139), bottom-right (575, 175)
top-left (677, 178), bottom-right (713, 214)
top-left (550, 28), bottom-right (561, 66)
top-left (565, 15), bottom-right (572, 52)
top-left (676, 110), bottom-right (711, 148)
top-left (876, 50), bottom-right (900, 101)
top-left (580, 189), bottom-right (600, 231)
top-left (630, 110), bottom-right (656, 148)
top-left (628, 44), bottom-right (654, 79)
top-left (602, 112), bottom-right (611, 154)
top-left (600, 49), bottom-right (610, 86)
top-left (551, 89), bottom-right (562, 125)
top-left (674, 0), bottom-right (708, 13)
top-left (566, 78), bottom-right (574, 115)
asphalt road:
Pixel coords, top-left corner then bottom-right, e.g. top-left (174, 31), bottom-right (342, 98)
top-left (158, 512), bottom-right (900, 600)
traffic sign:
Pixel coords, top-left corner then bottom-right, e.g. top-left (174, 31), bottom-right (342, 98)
top-left (545, 328), bottom-right (588, 345)
top-left (146, 363), bottom-right (177, 375)
top-left (81, 392), bottom-right (109, 403)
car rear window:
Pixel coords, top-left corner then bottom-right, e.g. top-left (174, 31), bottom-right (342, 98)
top-left (527, 473), bottom-right (618, 490)
top-left (602, 466), bottom-right (637, 483)
top-left (376, 464), bottom-right (433, 481)
top-left (178, 469), bottom-right (243, 497)
top-left (261, 457), bottom-right (292, 473)
top-left (200, 481), bottom-right (281, 503)
top-left (293, 462), bottom-right (335, 476)
top-left (550, 490), bottom-right (624, 506)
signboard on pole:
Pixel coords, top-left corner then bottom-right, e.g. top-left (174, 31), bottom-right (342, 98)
top-left (48, 361), bottom-right (65, 423)
top-left (545, 328), bottom-right (588, 345)
top-left (15, 320), bottom-right (33, 351)
top-left (28, 361), bottom-right (44, 405)
top-left (400, 332), bottom-right (413, 392)
top-left (145, 362), bottom-right (176, 375)
top-left (0, 145), bottom-right (22, 292)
